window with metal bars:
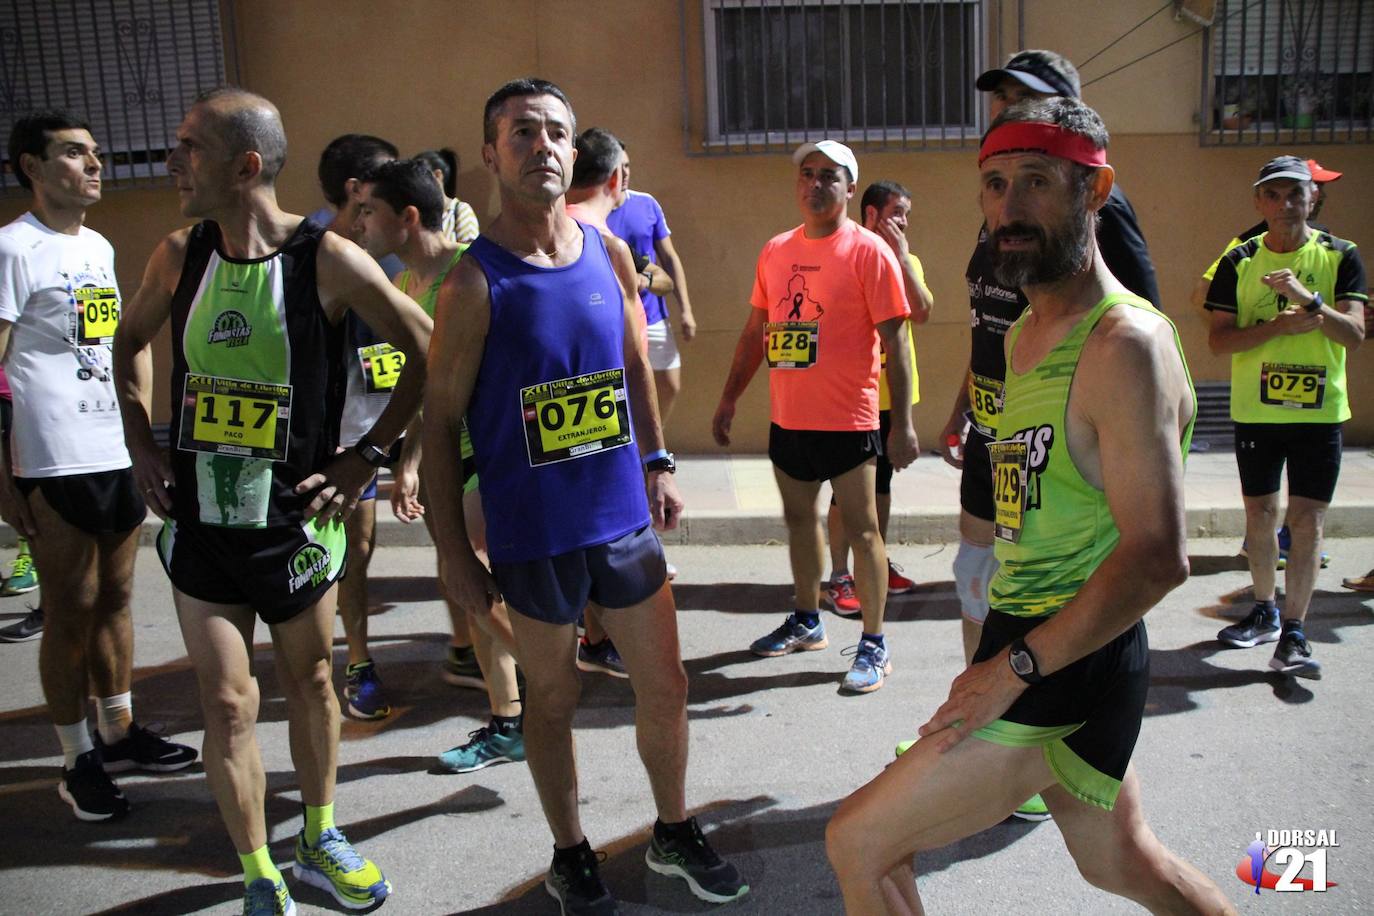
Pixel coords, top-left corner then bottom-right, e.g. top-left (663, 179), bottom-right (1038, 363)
top-left (0, 0), bottom-right (232, 193)
top-left (702, 0), bottom-right (983, 152)
top-left (1206, 0), bottom-right (1373, 144)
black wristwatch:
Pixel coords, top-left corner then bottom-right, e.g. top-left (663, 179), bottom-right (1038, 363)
top-left (1007, 638), bottom-right (1043, 685)
top-left (354, 436), bottom-right (389, 469)
top-left (645, 451), bottom-right (677, 474)
top-left (1303, 291), bottom-right (1324, 313)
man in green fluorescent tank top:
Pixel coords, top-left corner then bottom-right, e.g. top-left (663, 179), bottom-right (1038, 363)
top-left (826, 97), bottom-right (1234, 914)
top-left (112, 89), bottom-right (432, 916)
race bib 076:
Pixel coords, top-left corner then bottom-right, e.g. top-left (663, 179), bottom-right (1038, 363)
top-left (520, 368), bottom-right (632, 467)
top-left (178, 374), bottom-right (292, 460)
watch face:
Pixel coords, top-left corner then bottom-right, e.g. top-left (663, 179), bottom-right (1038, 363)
top-left (1010, 650), bottom-right (1033, 676)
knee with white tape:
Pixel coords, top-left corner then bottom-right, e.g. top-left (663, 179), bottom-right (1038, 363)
top-left (953, 540), bottom-right (997, 623)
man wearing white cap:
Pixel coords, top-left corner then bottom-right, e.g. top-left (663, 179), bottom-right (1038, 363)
top-left (1206, 155), bottom-right (1366, 679)
top-left (713, 139), bottom-right (917, 694)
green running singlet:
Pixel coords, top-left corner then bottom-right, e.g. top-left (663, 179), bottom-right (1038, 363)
top-left (988, 293), bottom-right (1196, 618)
top-left (167, 219), bottom-right (346, 528)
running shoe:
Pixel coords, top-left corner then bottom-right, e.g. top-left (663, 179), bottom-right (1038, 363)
top-left (749, 613), bottom-right (828, 657)
top-left (1012, 794), bottom-right (1052, 822)
top-left (437, 722), bottom-right (525, 773)
top-left (894, 739), bottom-right (915, 757)
top-left (645, 817), bottom-right (749, 904)
top-left (96, 721), bottom-right (198, 773)
top-left (442, 644), bottom-right (485, 690)
top-left (1269, 631), bottom-right (1322, 679)
top-left (545, 840), bottom-right (617, 915)
top-left (1342, 569), bottom-right (1374, 592)
top-left (823, 574), bottom-right (862, 619)
top-left (344, 660), bottom-right (391, 720)
top-left (887, 561), bottom-right (917, 595)
top-left (1, 549), bottom-right (38, 595)
top-left (293, 827), bottom-right (391, 910)
top-left (243, 876), bottom-right (295, 916)
top-left (0, 605), bottom-right (43, 642)
top-left (1276, 525), bottom-right (1329, 569)
top-left (59, 748), bottom-right (129, 822)
top-left (840, 639), bottom-right (891, 693)
top-left (577, 637), bottom-right (628, 678)
top-left (1216, 603), bottom-right (1280, 648)
top-left (666, 561), bottom-right (678, 581)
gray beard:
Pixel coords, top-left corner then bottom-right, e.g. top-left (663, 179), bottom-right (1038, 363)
top-left (990, 208), bottom-right (1095, 289)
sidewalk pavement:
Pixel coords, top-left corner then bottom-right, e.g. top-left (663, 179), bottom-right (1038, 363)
top-left (8, 449), bottom-right (1371, 548)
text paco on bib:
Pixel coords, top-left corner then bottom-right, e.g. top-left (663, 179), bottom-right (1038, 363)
top-left (178, 373), bottom-right (292, 460)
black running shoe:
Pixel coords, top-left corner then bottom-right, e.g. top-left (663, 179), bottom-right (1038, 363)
top-left (1269, 631), bottom-right (1322, 679)
top-left (59, 748), bottom-right (129, 822)
top-left (1217, 603), bottom-right (1280, 648)
top-left (645, 817), bottom-right (749, 903)
top-left (545, 839), bottom-right (618, 915)
top-left (0, 605), bottom-right (43, 642)
top-left (96, 722), bottom-right (198, 773)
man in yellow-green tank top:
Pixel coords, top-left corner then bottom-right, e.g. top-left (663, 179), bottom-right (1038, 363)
top-left (1205, 156), bottom-right (1367, 680)
top-left (827, 96), bottom-right (1234, 914)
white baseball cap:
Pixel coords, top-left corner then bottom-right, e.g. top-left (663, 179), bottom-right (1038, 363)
top-left (792, 140), bottom-right (858, 184)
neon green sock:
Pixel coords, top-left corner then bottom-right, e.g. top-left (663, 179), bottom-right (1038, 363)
top-left (304, 802), bottom-right (335, 846)
top-left (239, 846), bottom-right (281, 886)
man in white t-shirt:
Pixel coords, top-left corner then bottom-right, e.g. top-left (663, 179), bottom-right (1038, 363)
top-left (0, 111), bottom-right (196, 823)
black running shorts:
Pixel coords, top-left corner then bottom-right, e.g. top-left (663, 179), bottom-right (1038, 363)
top-left (492, 523), bottom-right (667, 626)
top-left (769, 423), bottom-right (882, 483)
top-left (157, 517), bottom-right (348, 625)
top-left (16, 467), bottom-right (146, 535)
top-left (1234, 421), bottom-right (1342, 502)
top-left (971, 609), bottom-right (1149, 811)
top-left (959, 426), bottom-right (995, 522)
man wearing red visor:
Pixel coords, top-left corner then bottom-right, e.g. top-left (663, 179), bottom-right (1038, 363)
top-left (825, 97), bottom-right (1234, 915)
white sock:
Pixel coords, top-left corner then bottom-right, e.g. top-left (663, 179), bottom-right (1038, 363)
top-left (97, 692), bottom-right (133, 743)
top-left (56, 719), bottom-right (94, 769)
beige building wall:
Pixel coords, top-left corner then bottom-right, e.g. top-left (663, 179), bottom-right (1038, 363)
top-left (4, 0), bottom-right (1370, 449)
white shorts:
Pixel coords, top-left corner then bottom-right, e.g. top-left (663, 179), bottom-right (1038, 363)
top-left (646, 318), bottom-right (681, 372)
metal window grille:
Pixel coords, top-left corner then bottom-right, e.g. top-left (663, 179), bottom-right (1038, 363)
top-left (700, 0), bottom-right (983, 154)
top-left (0, 0), bottom-right (232, 193)
top-left (1203, 0), bottom-right (1373, 144)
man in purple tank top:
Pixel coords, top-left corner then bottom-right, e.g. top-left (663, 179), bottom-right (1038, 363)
top-left (424, 78), bottom-right (748, 914)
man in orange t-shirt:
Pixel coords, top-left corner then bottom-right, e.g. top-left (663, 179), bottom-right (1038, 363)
top-left (712, 140), bottom-right (917, 694)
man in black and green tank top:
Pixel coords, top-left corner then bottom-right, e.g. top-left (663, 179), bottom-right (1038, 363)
top-left (112, 89), bottom-right (433, 916)
top-left (1205, 156), bottom-right (1367, 680)
top-left (828, 97), bottom-right (1234, 914)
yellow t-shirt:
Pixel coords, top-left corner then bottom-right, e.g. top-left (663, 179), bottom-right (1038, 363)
top-left (878, 253), bottom-right (927, 409)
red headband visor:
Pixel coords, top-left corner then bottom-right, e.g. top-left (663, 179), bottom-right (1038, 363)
top-left (978, 121), bottom-right (1107, 168)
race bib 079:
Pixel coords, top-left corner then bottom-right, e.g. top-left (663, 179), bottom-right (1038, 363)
top-left (520, 368), bottom-right (632, 467)
top-left (178, 373), bottom-right (292, 460)
top-left (1259, 362), bottom-right (1325, 410)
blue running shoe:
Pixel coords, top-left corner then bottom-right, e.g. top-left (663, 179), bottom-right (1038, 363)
top-left (344, 660), bottom-right (391, 720)
top-left (438, 722), bottom-right (525, 773)
top-left (577, 637), bottom-right (628, 678)
top-left (243, 876), bottom-right (295, 915)
top-left (749, 613), bottom-right (828, 657)
top-left (1276, 525), bottom-right (1329, 569)
top-left (840, 639), bottom-right (891, 693)
top-left (293, 827), bottom-right (391, 910)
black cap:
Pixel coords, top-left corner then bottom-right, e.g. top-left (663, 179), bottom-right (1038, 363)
top-left (976, 49), bottom-right (1081, 99)
top-left (1253, 155), bottom-right (1313, 187)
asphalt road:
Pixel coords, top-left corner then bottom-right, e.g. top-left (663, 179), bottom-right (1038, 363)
top-left (1, 539), bottom-right (1371, 915)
